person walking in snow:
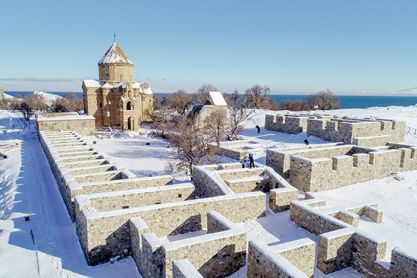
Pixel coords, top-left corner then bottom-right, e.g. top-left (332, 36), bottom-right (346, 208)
top-left (255, 125), bottom-right (261, 134)
top-left (248, 153), bottom-right (255, 168)
top-left (304, 139), bottom-right (309, 145)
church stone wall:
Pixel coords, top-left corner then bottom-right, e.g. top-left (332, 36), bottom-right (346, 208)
top-left (99, 63), bottom-right (134, 82)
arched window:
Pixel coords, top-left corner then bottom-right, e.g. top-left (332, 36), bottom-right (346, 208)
top-left (126, 101), bottom-right (133, 110)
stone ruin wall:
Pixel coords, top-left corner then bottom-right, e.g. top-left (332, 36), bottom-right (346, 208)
top-left (36, 113), bottom-right (96, 135)
top-left (36, 123), bottom-right (416, 277)
top-left (265, 114), bottom-right (406, 147)
top-left (76, 192), bottom-right (266, 265)
top-left (267, 144), bottom-right (417, 192)
top-left (290, 197), bottom-right (417, 277)
top-left (247, 239), bottom-right (316, 278)
top-left (265, 114), bottom-right (309, 134)
top-left (38, 129), bottom-right (299, 276)
top-left (192, 163), bottom-right (299, 212)
top-left (209, 139), bottom-right (263, 160)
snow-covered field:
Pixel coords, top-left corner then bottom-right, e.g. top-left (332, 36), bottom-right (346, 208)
top-left (1, 105), bottom-right (417, 277)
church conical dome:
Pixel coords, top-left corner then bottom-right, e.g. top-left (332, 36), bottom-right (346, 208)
top-left (98, 42), bottom-right (133, 65)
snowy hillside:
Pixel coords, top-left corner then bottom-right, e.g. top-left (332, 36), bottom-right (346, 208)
top-left (0, 91), bottom-right (15, 100)
top-left (33, 91), bottom-right (62, 106)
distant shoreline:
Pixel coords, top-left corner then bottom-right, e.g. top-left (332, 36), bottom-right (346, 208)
top-left (4, 91), bottom-right (417, 109)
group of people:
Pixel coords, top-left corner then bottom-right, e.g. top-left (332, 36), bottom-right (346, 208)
top-left (241, 153), bottom-right (255, 168)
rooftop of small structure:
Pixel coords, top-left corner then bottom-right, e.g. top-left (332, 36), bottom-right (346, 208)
top-left (206, 91), bottom-right (227, 106)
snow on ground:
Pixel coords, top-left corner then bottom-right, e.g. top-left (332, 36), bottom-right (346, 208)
top-left (314, 171), bottom-right (417, 260)
top-left (83, 129), bottom-right (180, 178)
top-left (0, 110), bottom-right (141, 278)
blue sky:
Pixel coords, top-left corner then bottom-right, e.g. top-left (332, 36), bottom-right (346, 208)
top-left (1, 0), bottom-right (416, 94)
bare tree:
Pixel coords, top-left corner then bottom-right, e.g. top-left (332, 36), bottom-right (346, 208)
top-left (26, 93), bottom-right (48, 111)
top-left (51, 92), bottom-right (83, 112)
top-left (171, 116), bottom-right (213, 175)
top-left (307, 89), bottom-right (339, 111)
top-left (223, 91), bottom-right (254, 140)
top-left (152, 96), bottom-right (172, 138)
top-left (193, 84), bottom-right (218, 104)
top-left (204, 110), bottom-right (227, 146)
top-left (17, 102), bottom-right (34, 121)
top-left (168, 89), bottom-right (192, 116)
top-left (245, 84), bottom-right (271, 108)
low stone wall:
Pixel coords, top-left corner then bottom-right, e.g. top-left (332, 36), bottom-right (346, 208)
top-left (247, 239), bottom-right (315, 278)
top-left (192, 164), bottom-right (237, 197)
top-left (76, 192), bottom-right (266, 265)
top-left (209, 139), bottom-right (262, 160)
top-left (269, 144), bottom-right (417, 192)
top-left (306, 117), bottom-right (406, 145)
top-left (77, 183), bottom-right (195, 212)
top-left (38, 130), bottom-right (137, 219)
top-left (265, 114), bottom-right (406, 146)
top-left (193, 163), bottom-right (299, 212)
top-left (266, 166), bottom-right (299, 212)
top-left (266, 143), bottom-right (343, 177)
top-left (172, 260), bottom-right (203, 278)
top-left (291, 197), bottom-right (417, 277)
top-left (265, 114), bottom-right (309, 134)
top-left (36, 112), bottom-right (96, 135)
top-left (133, 211), bottom-right (246, 278)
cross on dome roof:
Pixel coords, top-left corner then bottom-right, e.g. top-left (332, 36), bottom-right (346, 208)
top-left (98, 41), bottom-right (133, 65)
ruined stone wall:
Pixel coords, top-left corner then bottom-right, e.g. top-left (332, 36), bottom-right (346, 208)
top-left (266, 143), bottom-right (342, 177)
top-left (162, 230), bottom-right (246, 278)
top-left (292, 197), bottom-right (417, 277)
top-left (247, 240), bottom-right (314, 278)
top-left (306, 118), bottom-right (405, 145)
top-left (209, 140), bottom-right (262, 160)
top-left (290, 148), bottom-right (412, 192)
top-left (172, 260), bottom-right (203, 278)
top-left (37, 114), bottom-right (96, 135)
top-left (265, 114), bottom-right (309, 134)
top-left (77, 192), bottom-right (266, 264)
top-left (78, 184), bottom-right (195, 212)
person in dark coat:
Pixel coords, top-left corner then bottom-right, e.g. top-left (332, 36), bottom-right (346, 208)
top-left (304, 139), bottom-right (309, 145)
top-left (255, 125), bottom-right (261, 134)
top-left (248, 153), bottom-right (255, 168)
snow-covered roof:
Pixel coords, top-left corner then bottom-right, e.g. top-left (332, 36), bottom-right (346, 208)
top-left (208, 91), bottom-right (227, 106)
top-left (98, 42), bottom-right (133, 65)
top-left (83, 80), bottom-right (102, 88)
top-left (82, 80), bottom-right (153, 94)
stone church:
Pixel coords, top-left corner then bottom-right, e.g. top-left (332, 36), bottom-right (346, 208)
top-left (82, 41), bottom-right (153, 131)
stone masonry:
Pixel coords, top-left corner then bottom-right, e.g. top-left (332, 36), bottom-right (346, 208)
top-left (290, 197), bottom-right (417, 277)
top-left (265, 114), bottom-right (406, 147)
top-left (267, 144), bottom-right (417, 192)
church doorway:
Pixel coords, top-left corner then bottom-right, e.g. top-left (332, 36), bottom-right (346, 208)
top-left (127, 117), bottom-right (134, 130)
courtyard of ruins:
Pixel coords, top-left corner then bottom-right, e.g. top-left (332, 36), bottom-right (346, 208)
top-left (1, 107), bottom-right (417, 277)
